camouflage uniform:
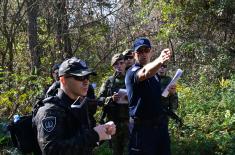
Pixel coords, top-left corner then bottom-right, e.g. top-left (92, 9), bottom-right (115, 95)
top-left (98, 74), bottom-right (129, 155)
top-left (160, 75), bottom-right (178, 111)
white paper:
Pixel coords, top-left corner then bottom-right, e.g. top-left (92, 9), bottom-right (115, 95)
top-left (162, 69), bottom-right (183, 97)
top-left (116, 89), bottom-right (128, 104)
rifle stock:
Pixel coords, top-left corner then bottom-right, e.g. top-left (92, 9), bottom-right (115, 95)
top-left (163, 108), bottom-right (183, 127)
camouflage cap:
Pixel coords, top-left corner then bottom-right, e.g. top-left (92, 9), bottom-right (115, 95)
top-left (122, 49), bottom-right (134, 56)
top-left (111, 53), bottom-right (124, 66)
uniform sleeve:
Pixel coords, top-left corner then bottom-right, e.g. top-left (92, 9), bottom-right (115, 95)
top-left (34, 105), bottom-right (99, 155)
top-left (125, 66), bottom-right (138, 82)
top-left (98, 78), bottom-right (110, 98)
top-left (129, 66), bottom-right (141, 84)
top-left (125, 66), bottom-right (141, 102)
top-left (97, 78), bottom-right (112, 106)
top-left (169, 93), bottom-right (178, 111)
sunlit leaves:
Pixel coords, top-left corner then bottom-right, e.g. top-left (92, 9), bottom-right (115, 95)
top-left (172, 76), bottom-right (235, 154)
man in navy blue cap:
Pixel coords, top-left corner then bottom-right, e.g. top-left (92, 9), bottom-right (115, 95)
top-left (125, 37), bottom-right (172, 155)
top-left (33, 57), bottom-right (116, 155)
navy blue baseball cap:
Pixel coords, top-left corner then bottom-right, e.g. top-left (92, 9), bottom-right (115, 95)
top-left (59, 57), bottom-right (96, 77)
top-left (133, 37), bottom-right (151, 52)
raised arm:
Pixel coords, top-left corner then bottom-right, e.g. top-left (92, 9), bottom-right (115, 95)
top-left (137, 48), bottom-right (171, 81)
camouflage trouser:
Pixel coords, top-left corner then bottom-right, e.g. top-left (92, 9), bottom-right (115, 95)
top-left (111, 121), bottom-right (129, 155)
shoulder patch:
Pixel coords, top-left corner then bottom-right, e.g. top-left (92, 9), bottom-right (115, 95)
top-left (131, 66), bottom-right (140, 72)
top-left (42, 116), bottom-right (56, 132)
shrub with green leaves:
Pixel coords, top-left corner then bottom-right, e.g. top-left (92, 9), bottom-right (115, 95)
top-left (0, 72), bottom-right (51, 119)
top-left (170, 74), bottom-right (235, 155)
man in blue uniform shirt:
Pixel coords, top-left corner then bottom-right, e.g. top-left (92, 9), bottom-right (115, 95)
top-left (125, 37), bottom-right (172, 155)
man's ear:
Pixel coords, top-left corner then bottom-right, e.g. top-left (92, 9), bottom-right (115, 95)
top-left (133, 52), bottom-right (137, 59)
top-left (60, 76), bottom-right (66, 85)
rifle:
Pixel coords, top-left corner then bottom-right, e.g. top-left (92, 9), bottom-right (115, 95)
top-left (163, 107), bottom-right (183, 127)
top-left (98, 71), bottom-right (119, 149)
top-left (99, 71), bottom-right (119, 124)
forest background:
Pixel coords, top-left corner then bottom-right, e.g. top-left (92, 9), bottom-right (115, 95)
top-left (0, 0), bottom-right (234, 154)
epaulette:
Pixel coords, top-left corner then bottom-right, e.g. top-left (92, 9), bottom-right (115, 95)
top-left (43, 96), bottom-right (59, 104)
top-left (42, 96), bottom-right (69, 111)
top-left (42, 96), bottom-right (54, 103)
top-left (131, 66), bottom-right (140, 72)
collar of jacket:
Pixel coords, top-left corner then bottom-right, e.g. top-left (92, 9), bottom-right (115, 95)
top-left (134, 63), bottom-right (143, 68)
top-left (57, 89), bottom-right (75, 108)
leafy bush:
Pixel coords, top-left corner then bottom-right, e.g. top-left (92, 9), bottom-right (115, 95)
top-left (170, 74), bottom-right (235, 155)
top-left (1, 69), bottom-right (234, 155)
top-left (94, 74), bottom-right (235, 155)
top-left (0, 72), bottom-right (50, 153)
top-left (0, 72), bottom-right (51, 119)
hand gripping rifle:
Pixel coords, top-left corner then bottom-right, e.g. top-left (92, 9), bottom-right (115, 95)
top-left (99, 71), bottom-right (119, 124)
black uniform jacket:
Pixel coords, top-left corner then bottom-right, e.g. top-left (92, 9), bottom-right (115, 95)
top-left (33, 89), bottom-right (99, 155)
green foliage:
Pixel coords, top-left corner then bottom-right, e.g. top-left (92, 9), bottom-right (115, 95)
top-left (0, 122), bottom-right (11, 147)
top-left (94, 142), bottom-right (112, 155)
top-left (0, 121), bottom-right (21, 154)
top-left (170, 74), bottom-right (235, 154)
top-left (153, 0), bottom-right (235, 80)
top-left (0, 0), bottom-right (234, 154)
top-left (0, 72), bottom-right (50, 118)
top-left (94, 74), bottom-right (235, 155)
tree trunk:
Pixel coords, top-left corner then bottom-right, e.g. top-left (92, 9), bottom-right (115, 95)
top-left (56, 0), bottom-right (72, 60)
top-left (7, 37), bottom-right (14, 73)
top-left (27, 0), bottom-right (41, 75)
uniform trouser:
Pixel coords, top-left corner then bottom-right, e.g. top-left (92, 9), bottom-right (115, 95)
top-left (111, 121), bottom-right (129, 155)
top-left (129, 123), bottom-right (171, 155)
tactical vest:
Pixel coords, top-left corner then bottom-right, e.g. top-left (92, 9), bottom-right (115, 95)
top-left (106, 75), bottom-right (129, 122)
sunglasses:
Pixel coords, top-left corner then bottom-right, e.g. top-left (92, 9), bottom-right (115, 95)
top-left (66, 75), bottom-right (90, 81)
top-left (161, 64), bottom-right (167, 68)
top-left (124, 56), bottom-right (133, 60)
top-left (136, 47), bottom-right (151, 54)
